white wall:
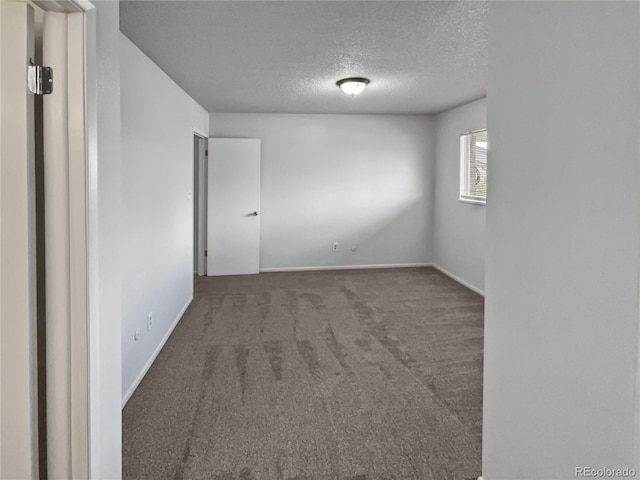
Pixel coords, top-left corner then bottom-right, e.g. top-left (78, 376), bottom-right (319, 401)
top-left (209, 113), bottom-right (435, 270)
top-left (120, 34), bottom-right (209, 403)
top-left (483, 2), bottom-right (640, 479)
top-left (433, 98), bottom-right (486, 294)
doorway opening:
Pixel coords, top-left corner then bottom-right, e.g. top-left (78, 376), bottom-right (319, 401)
top-left (1, 1), bottom-right (95, 477)
top-left (193, 132), bottom-right (207, 278)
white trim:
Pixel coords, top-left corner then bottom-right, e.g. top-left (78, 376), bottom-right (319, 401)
top-left (70, 0), bottom-right (93, 12)
top-left (478, 477), bottom-right (485, 480)
top-left (42, 10), bottom-right (90, 478)
top-left (0, 4), bottom-right (39, 477)
top-left (86, 2), bottom-right (123, 476)
top-left (432, 264), bottom-right (485, 296)
top-left (193, 127), bottom-right (207, 139)
top-left (636, 237), bottom-right (640, 471)
top-left (461, 128), bottom-right (487, 136)
top-left (84, 5), bottom-right (103, 478)
top-left (32, 0), bottom-right (93, 13)
top-left (121, 295), bottom-right (193, 407)
top-left (67, 12), bottom-right (90, 477)
top-left (260, 263), bottom-right (432, 273)
top-left (459, 196), bottom-right (486, 206)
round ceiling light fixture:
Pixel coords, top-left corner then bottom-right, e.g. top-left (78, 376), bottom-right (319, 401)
top-left (336, 77), bottom-right (370, 96)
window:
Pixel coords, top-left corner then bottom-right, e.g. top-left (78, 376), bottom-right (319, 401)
top-left (460, 129), bottom-right (487, 204)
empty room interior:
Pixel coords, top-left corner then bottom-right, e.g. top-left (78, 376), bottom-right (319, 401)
top-left (119, 2), bottom-right (488, 478)
top-left (114, 1), bottom-right (640, 479)
top-left (1, 1), bottom-right (639, 480)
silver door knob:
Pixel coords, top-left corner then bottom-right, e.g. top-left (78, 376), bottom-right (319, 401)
top-left (250, 211), bottom-right (258, 216)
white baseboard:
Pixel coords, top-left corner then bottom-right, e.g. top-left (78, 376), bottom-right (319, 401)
top-left (121, 295), bottom-right (194, 408)
top-left (432, 264), bottom-right (485, 297)
top-left (260, 263), bottom-right (432, 273)
top-left (478, 477), bottom-right (485, 480)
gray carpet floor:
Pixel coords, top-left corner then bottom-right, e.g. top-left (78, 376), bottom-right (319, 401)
top-left (123, 267), bottom-right (484, 480)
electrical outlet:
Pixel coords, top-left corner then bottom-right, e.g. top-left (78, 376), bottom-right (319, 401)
top-left (147, 312), bottom-right (154, 331)
top-left (332, 242), bottom-right (338, 252)
top-left (134, 328), bottom-right (141, 341)
top-left (351, 245), bottom-right (357, 252)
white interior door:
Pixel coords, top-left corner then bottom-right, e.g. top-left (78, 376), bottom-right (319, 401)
top-left (207, 138), bottom-right (261, 276)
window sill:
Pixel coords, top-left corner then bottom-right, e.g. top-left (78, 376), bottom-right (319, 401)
top-left (459, 197), bottom-right (486, 206)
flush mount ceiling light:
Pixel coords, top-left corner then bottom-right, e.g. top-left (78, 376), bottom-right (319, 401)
top-left (336, 77), bottom-right (370, 96)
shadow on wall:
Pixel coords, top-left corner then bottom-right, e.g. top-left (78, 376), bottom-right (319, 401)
top-left (260, 195), bottom-right (428, 268)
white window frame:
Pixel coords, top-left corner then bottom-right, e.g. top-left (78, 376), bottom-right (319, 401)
top-left (459, 128), bottom-right (487, 205)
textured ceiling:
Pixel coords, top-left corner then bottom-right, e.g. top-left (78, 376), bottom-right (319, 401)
top-left (120, 1), bottom-right (487, 115)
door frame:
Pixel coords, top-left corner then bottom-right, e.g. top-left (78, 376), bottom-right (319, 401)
top-left (41, 8), bottom-right (91, 478)
top-left (1, 2), bottom-right (38, 478)
top-left (84, 3), bottom-right (124, 478)
top-left (1, 1), bottom-right (103, 478)
top-left (193, 128), bottom-right (207, 276)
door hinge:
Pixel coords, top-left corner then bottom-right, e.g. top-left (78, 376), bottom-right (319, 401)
top-left (205, 250), bottom-right (208, 256)
top-left (205, 150), bottom-right (208, 156)
top-left (28, 61), bottom-right (53, 95)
